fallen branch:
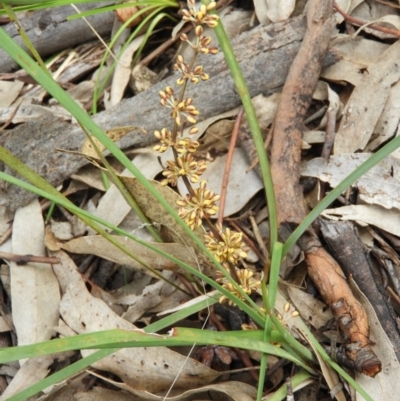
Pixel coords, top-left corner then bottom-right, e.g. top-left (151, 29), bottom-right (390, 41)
top-left (320, 219), bottom-right (400, 364)
top-left (0, 2), bottom-right (115, 72)
top-left (0, 15), bottom-right (340, 211)
top-left (269, 0), bottom-right (381, 376)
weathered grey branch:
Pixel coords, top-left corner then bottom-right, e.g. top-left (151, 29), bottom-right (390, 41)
top-left (0, 15), bottom-right (340, 211)
top-left (0, 2), bottom-right (114, 73)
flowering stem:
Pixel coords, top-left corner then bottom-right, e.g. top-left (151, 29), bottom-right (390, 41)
top-left (203, 0), bottom-right (278, 254)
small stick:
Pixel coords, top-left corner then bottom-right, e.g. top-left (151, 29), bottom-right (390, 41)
top-left (333, 1), bottom-right (400, 37)
top-left (0, 251), bottom-right (60, 265)
top-left (217, 107), bottom-right (244, 226)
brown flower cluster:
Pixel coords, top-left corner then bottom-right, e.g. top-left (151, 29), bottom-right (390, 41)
top-left (153, 0), bottom-right (220, 229)
top-left (152, 1), bottom-right (253, 305)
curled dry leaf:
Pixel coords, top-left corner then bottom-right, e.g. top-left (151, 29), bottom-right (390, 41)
top-left (322, 204), bottom-right (400, 237)
top-left (119, 176), bottom-right (215, 275)
top-left (178, 148), bottom-right (263, 217)
top-left (10, 199), bottom-right (60, 353)
top-left (254, 0), bottom-right (295, 24)
top-left (110, 36), bottom-right (144, 107)
top-left (84, 373), bottom-right (257, 401)
top-left (334, 39), bottom-right (400, 154)
top-left (302, 154), bottom-right (400, 212)
top-left (61, 235), bottom-right (200, 276)
top-left (349, 277), bottom-right (400, 401)
top-left (53, 251), bottom-right (218, 393)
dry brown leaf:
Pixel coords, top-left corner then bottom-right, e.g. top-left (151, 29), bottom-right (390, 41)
top-left (349, 277), bottom-right (400, 401)
top-left (0, 356), bottom-right (56, 401)
top-left (178, 148), bottom-right (263, 218)
top-left (118, 271), bottom-right (189, 323)
top-left (321, 204), bottom-right (400, 237)
top-left (254, 0), bottom-right (295, 23)
top-left (61, 235), bottom-right (199, 275)
top-left (86, 372), bottom-right (257, 401)
top-left (334, 40), bottom-right (400, 154)
top-left (302, 154), bottom-right (400, 211)
top-left (366, 79), bottom-right (400, 151)
top-left (10, 199), bottom-right (60, 355)
top-left (55, 252), bottom-right (218, 393)
top-left (321, 36), bottom-right (389, 86)
top-left (74, 386), bottom-right (136, 401)
top-left (110, 36), bottom-right (144, 107)
top-left (81, 126), bottom-right (140, 161)
top-left (0, 80), bottom-right (24, 108)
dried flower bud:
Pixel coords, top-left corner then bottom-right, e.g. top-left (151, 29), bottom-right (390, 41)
top-left (195, 25), bottom-right (203, 37)
top-left (188, 126), bottom-right (198, 135)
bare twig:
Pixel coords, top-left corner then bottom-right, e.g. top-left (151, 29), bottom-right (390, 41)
top-left (0, 251), bottom-right (60, 265)
top-left (218, 107), bottom-right (244, 225)
top-left (334, 1), bottom-right (400, 37)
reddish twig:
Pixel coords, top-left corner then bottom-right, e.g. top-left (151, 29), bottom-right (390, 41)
top-left (217, 107), bottom-right (244, 226)
top-left (333, 1), bottom-right (400, 37)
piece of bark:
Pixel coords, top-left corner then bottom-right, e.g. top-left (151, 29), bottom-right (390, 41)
top-left (270, 0), bottom-right (333, 226)
top-left (298, 233), bottom-right (382, 377)
top-left (0, 3), bottom-right (115, 73)
top-left (0, 15), bottom-right (340, 212)
top-left (266, 0), bottom-right (381, 376)
top-left (320, 219), bottom-right (400, 363)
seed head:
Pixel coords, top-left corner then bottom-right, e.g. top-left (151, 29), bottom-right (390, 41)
top-left (204, 225), bottom-right (248, 268)
top-left (177, 180), bottom-right (220, 229)
top-left (161, 154), bottom-right (207, 186)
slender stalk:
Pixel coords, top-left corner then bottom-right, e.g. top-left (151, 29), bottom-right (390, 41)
top-left (203, 0), bottom-right (278, 253)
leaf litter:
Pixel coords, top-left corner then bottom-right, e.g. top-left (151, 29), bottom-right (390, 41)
top-left (3, 0), bottom-right (400, 400)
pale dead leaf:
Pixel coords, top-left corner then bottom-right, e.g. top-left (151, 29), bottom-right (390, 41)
top-left (253, 0), bottom-right (270, 25)
top-left (75, 386), bottom-right (136, 401)
top-left (178, 148), bottom-right (263, 217)
top-left (0, 80), bottom-right (24, 108)
top-left (110, 36), bottom-right (144, 107)
top-left (334, 40), bottom-right (400, 154)
top-left (321, 204), bottom-right (400, 237)
top-left (0, 315), bottom-right (12, 332)
top-left (66, 80), bottom-right (95, 105)
top-left (129, 64), bottom-right (158, 94)
top-left (351, 0), bottom-right (400, 39)
top-left (0, 102), bottom-right (70, 124)
top-left (10, 200), bottom-right (60, 357)
top-left (312, 81), bottom-right (342, 127)
top-left (119, 176), bottom-right (212, 273)
top-left (81, 126), bottom-right (140, 161)
top-left (57, 255), bottom-right (218, 392)
top-left (50, 220), bottom-right (73, 241)
top-left (349, 277), bottom-right (400, 401)
top-left (263, 0), bottom-right (295, 23)
top-left (0, 355), bottom-right (55, 401)
top-left (366, 79), bottom-right (400, 151)
top-left (302, 154), bottom-right (400, 211)
top-left (157, 290), bottom-right (218, 317)
top-left (61, 235), bottom-right (199, 275)
top-left (275, 289), bottom-right (345, 400)
top-left (118, 271), bottom-right (189, 323)
top-left (287, 286), bottom-right (333, 331)
top-left (321, 36), bottom-right (389, 86)
top-left (87, 373), bottom-right (257, 401)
